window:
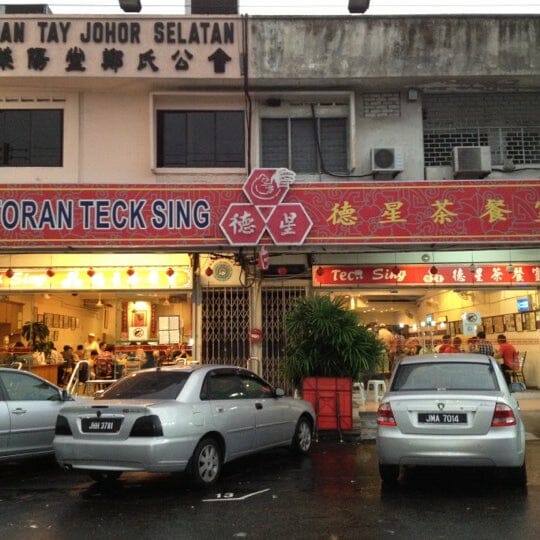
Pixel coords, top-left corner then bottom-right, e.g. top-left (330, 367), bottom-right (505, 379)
top-left (261, 117), bottom-right (348, 174)
top-left (391, 362), bottom-right (499, 392)
top-left (0, 371), bottom-right (62, 401)
top-left (99, 371), bottom-right (189, 400)
top-left (0, 109), bottom-right (63, 167)
top-left (156, 110), bottom-right (245, 168)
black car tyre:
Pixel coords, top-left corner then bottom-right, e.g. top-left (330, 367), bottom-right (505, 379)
top-left (89, 470), bottom-right (122, 483)
top-left (506, 463), bottom-right (527, 487)
top-left (290, 415), bottom-right (313, 455)
top-left (379, 463), bottom-right (400, 484)
top-left (188, 437), bottom-right (222, 488)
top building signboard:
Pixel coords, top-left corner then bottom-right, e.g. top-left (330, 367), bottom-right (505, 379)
top-left (0, 16), bottom-right (242, 78)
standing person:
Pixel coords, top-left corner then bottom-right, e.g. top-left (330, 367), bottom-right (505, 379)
top-left (475, 331), bottom-right (494, 356)
top-left (377, 324), bottom-right (395, 371)
top-left (83, 332), bottom-right (99, 360)
top-left (437, 335), bottom-right (452, 353)
top-left (58, 345), bottom-right (74, 386)
top-left (495, 334), bottom-right (518, 385)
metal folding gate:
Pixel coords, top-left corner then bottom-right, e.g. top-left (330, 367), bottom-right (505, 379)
top-left (201, 286), bottom-right (306, 392)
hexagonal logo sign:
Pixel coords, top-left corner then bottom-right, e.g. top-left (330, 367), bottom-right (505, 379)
top-left (243, 168), bottom-right (296, 207)
top-left (219, 203), bottom-right (266, 246)
top-left (266, 203), bottom-right (313, 245)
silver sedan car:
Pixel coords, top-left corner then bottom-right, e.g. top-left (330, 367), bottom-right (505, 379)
top-left (0, 367), bottom-right (74, 462)
top-left (54, 364), bottom-right (316, 486)
top-left (376, 354), bottom-right (526, 485)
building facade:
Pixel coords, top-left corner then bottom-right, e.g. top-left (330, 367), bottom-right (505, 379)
top-left (0, 10), bottom-right (539, 387)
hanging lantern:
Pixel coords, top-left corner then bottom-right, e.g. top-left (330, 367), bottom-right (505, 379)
top-left (391, 265), bottom-right (400, 275)
top-left (126, 266), bottom-right (135, 277)
top-left (316, 266), bottom-right (324, 276)
top-left (46, 268), bottom-right (55, 278)
top-left (277, 266), bottom-right (288, 276)
top-left (5, 268), bottom-right (14, 279)
top-left (87, 267), bottom-right (96, 278)
top-left (166, 267), bottom-right (175, 277)
top-left (429, 265), bottom-right (438, 275)
top-left (205, 267), bottom-right (213, 277)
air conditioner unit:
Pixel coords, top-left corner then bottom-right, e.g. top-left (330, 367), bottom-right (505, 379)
top-left (370, 148), bottom-right (404, 178)
top-left (452, 146), bottom-right (492, 179)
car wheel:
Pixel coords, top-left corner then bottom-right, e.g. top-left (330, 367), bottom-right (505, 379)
top-left (290, 415), bottom-right (313, 455)
top-left (379, 463), bottom-right (400, 484)
top-left (89, 470), bottom-right (122, 483)
top-left (188, 437), bottom-right (222, 488)
top-left (506, 463), bottom-right (527, 487)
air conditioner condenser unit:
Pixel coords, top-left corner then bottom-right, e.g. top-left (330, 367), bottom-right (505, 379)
top-left (452, 146), bottom-right (492, 179)
top-left (370, 147), bottom-right (404, 178)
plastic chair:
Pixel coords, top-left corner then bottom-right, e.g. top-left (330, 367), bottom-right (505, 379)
top-left (366, 380), bottom-right (387, 402)
top-left (511, 352), bottom-right (526, 386)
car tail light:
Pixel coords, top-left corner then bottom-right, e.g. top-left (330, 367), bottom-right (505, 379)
top-left (55, 415), bottom-right (72, 435)
top-left (491, 403), bottom-right (517, 427)
top-left (377, 402), bottom-right (396, 426)
top-left (129, 415), bottom-right (163, 437)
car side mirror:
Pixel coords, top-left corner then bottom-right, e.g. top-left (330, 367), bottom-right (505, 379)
top-left (274, 387), bottom-right (285, 398)
top-left (61, 389), bottom-right (74, 401)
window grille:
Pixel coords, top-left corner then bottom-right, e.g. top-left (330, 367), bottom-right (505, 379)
top-left (424, 127), bottom-right (540, 167)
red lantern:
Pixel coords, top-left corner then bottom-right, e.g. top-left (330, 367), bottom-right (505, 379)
top-left (46, 268), bottom-right (55, 278)
top-left (127, 266), bottom-right (135, 277)
top-left (87, 267), bottom-right (95, 278)
top-left (166, 267), bottom-right (175, 277)
top-left (5, 268), bottom-right (14, 279)
top-left (430, 265), bottom-right (438, 275)
top-left (205, 267), bottom-right (213, 277)
top-left (391, 265), bottom-right (400, 275)
top-left (277, 266), bottom-right (288, 276)
top-left (316, 266), bottom-right (324, 276)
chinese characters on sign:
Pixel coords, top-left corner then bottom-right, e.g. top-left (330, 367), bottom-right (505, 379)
top-left (220, 168), bottom-right (313, 246)
top-left (313, 264), bottom-right (540, 287)
top-left (0, 19), bottom-right (238, 77)
top-left (0, 180), bottom-right (538, 249)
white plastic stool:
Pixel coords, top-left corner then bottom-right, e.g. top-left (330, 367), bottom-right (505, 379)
top-left (366, 380), bottom-right (387, 402)
top-left (353, 382), bottom-right (366, 406)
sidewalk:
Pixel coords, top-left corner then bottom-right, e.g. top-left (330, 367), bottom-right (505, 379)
top-left (349, 389), bottom-right (540, 442)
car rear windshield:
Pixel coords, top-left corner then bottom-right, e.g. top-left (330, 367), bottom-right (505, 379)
top-left (97, 371), bottom-right (190, 399)
top-left (391, 362), bottom-right (500, 392)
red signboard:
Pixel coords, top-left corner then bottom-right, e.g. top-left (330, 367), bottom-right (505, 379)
top-left (0, 180), bottom-right (538, 249)
top-left (313, 264), bottom-right (540, 287)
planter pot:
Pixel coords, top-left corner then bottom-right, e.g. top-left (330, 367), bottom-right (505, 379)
top-left (302, 377), bottom-right (353, 430)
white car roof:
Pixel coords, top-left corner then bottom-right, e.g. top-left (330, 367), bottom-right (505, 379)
top-left (398, 353), bottom-right (493, 366)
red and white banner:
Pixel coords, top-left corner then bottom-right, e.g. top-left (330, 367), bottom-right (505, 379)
top-left (0, 178), bottom-right (538, 249)
top-left (313, 264), bottom-right (540, 287)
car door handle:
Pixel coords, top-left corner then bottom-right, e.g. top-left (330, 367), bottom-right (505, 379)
top-left (12, 408), bottom-right (28, 415)
top-left (255, 402), bottom-right (263, 410)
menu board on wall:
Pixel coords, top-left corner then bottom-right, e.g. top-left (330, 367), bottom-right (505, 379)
top-left (158, 316), bottom-right (181, 345)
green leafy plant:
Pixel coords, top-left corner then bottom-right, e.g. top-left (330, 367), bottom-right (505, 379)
top-left (21, 321), bottom-right (52, 356)
top-left (283, 294), bottom-right (384, 387)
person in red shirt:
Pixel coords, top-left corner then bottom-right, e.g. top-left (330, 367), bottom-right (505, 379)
top-left (495, 334), bottom-right (517, 384)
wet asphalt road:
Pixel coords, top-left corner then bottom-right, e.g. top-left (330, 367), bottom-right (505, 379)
top-left (1, 416), bottom-right (539, 540)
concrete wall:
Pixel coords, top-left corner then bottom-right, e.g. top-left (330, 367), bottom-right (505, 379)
top-left (249, 16), bottom-right (540, 87)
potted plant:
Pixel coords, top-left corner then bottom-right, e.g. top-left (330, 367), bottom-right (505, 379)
top-left (21, 321), bottom-right (52, 361)
top-left (283, 294), bottom-right (384, 431)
